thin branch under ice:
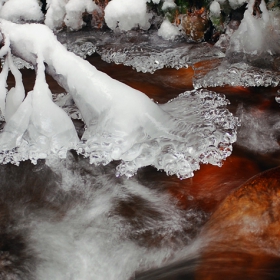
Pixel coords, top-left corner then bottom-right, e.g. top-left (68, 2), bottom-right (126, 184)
top-left (0, 20), bottom-right (239, 178)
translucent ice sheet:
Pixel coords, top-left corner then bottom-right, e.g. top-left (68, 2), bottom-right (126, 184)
top-left (58, 29), bottom-right (225, 73)
top-left (193, 60), bottom-right (280, 89)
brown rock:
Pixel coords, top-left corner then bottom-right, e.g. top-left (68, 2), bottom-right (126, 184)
top-left (181, 8), bottom-right (210, 42)
top-left (196, 167), bottom-right (280, 280)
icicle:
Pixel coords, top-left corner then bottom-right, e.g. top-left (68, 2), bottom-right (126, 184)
top-left (0, 33), bottom-right (10, 57)
top-left (0, 50), bottom-right (79, 164)
top-left (0, 55), bottom-right (9, 118)
top-left (5, 51), bottom-right (25, 122)
top-left (26, 52), bottom-right (79, 158)
top-left (0, 92), bottom-right (32, 151)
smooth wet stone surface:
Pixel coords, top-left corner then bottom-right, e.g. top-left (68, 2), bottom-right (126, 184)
top-left (196, 166), bottom-right (280, 279)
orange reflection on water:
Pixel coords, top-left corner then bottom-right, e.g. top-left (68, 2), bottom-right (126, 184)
top-left (167, 155), bottom-right (260, 213)
top-left (216, 85), bottom-right (252, 95)
top-left (196, 251), bottom-right (280, 280)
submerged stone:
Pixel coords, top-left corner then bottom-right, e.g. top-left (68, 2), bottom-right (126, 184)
top-left (196, 166), bottom-right (280, 279)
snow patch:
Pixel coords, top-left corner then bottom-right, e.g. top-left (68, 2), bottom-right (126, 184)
top-left (158, 19), bottom-right (180, 40)
top-left (0, 0), bottom-right (44, 23)
top-left (104, 0), bottom-right (152, 31)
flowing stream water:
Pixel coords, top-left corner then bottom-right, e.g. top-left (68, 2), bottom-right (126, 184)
top-left (1, 50), bottom-right (280, 279)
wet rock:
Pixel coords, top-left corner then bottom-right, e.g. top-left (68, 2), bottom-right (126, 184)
top-left (181, 8), bottom-right (210, 42)
top-left (196, 166), bottom-right (280, 279)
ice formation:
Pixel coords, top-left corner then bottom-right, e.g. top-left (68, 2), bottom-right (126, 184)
top-left (4, 51), bottom-right (25, 122)
top-left (158, 19), bottom-right (180, 41)
top-left (0, 54), bottom-right (8, 118)
top-left (0, 0), bottom-right (278, 89)
top-left (209, 0), bottom-right (221, 17)
top-left (60, 29), bottom-right (225, 73)
top-left (227, 0), bottom-right (279, 56)
top-left (0, 0), bottom-right (44, 23)
top-left (194, 0), bottom-right (280, 88)
top-left (64, 0), bottom-right (98, 30)
top-left (193, 61), bottom-right (280, 89)
top-left (45, 0), bottom-right (99, 30)
top-left (228, 0), bottom-right (247, 9)
top-left (162, 0), bottom-right (176, 11)
top-left (0, 45), bottom-right (79, 164)
top-left (0, 20), bottom-right (238, 178)
top-left (44, 0), bottom-right (68, 29)
top-left (104, 0), bottom-right (152, 31)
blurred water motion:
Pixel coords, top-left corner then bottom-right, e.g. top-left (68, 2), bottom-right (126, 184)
top-left (137, 167), bottom-right (280, 280)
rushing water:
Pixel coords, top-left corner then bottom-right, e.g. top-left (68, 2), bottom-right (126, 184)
top-left (1, 53), bottom-right (280, 279)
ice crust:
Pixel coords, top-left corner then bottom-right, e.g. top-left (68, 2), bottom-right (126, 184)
top-left (1, 0), bottom-right (280, 89)
top-left (55, 89), bottom-right (238, 179)
top-left (58, 29), bottom-right (225, 73)
top-left (113, 89), bottom-right (239, 179)
top-left (193, 0), bottom-right (280, 88)
top-left (193, 60), bottom-right (280, 89)
top-left (0, 20), bottom-right (238, 179)
top-left (55, 25), bottom-right (280, 87)
top-left (4, 0), bottom-right (279, 89)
